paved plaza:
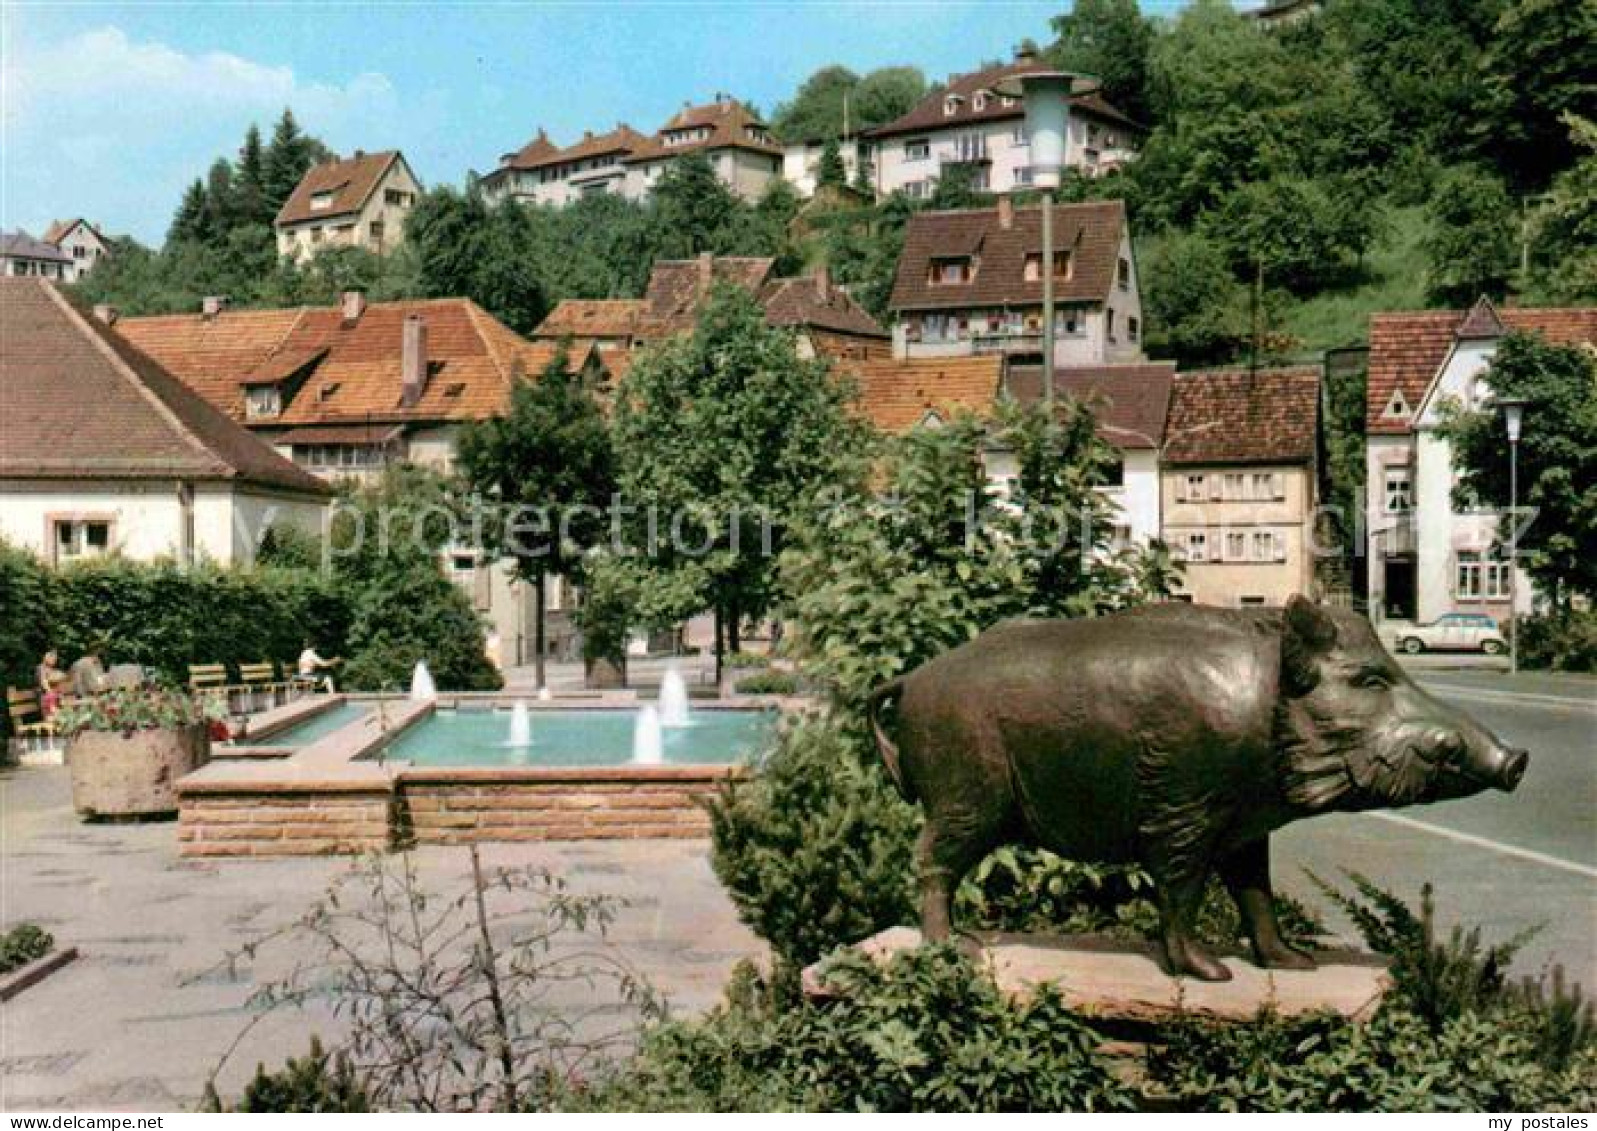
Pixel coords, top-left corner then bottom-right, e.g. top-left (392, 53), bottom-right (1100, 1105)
top-left (1, 667), bottom-right (1591, 1112)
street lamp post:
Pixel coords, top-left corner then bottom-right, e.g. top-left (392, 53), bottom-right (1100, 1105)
top-left (1498, 398), bottom-right (1527, 675)
top-left (995, 55), bottom-right (1100, 413)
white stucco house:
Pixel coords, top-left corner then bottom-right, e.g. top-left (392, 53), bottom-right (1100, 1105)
top-left (42, 218), bottom-right (113, 282)
top-left (1364, 298), bottom-right (1597, 624)
top-left (0, 279), bottom-right (331, 568)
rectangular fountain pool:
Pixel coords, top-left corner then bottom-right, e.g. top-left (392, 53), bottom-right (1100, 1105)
top-left (379, 708), bottom-right (775, 768)
top-left (251, 700), bottom-right (371, 747)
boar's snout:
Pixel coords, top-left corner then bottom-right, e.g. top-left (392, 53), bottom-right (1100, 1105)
top-left (1437, 727), bottom-right (1529, 793)
top-left (1495, 746), bottom-right (1529, 792)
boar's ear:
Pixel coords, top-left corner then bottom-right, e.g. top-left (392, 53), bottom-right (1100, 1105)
top-left (1281, 595), bottom-right (1337, 697)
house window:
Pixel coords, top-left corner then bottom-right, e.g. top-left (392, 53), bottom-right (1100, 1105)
top-left (905, 138), bottom-right (931, 161)
top-left (1101, 457), bottom-right (1124, 488)
top-left (1014, 165), bottom-right (1034, 186)
top-left (1118, 258), bottom-right (1131, 290)
top-left (929, 256), bottom-right (973, 285)
top-left (944, 95), bottom-right (962, 117)
top-left (53, 519), bottom-right (112, 563)
top-left (904, 179), bottom-right (933, 199)
top-left (1107, 310), bottom-right (1117, 341)
top-left (1456, 552), bottom-right (1510, 600)
top-left (1182, 532), bottom-right (1208, 562)
top-left (1023, 250), bottom-right (1072, 282)
top-left (1223, 473), bottom-right (1246, 500)
top-left (1226, 531), bottom-right (1246, 560)
top-left (311, 227), bottom-right (325, 243)
top-left (369, 220), bottom-right (385, 243)
top-left (1383, 468), bottom-right (1412, 513)
top-left (1128, 316), bottom-right (1139, 342)
top-left (384, 189), bottom-right (413, 206)
top-left (1239, 596), bottom-right (1267, 606)
top-left (955, 132), bottom-right (987, 162)
top-left (973, 91), bottom-right (987, 112)
top-left (918, 313), bottom-right (963, 343)
top-left (1179, 474), bottom-right (1206, 501)
top-left (309, 190), bottom-right (336, 211)
top-left (1012, 124), bottom-right (1028, 146)
top-left (73, 246), bottom-right (86, 259)
top-left (244, 385), bottom-right (282, 419)
top-left (1251, 530), bottom-right (1278, 561)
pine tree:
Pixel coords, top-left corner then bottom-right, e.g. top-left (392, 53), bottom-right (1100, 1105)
top-left (202, 158), bottom-right (239, 241)
top-left (264, 109), bottom-right (320, 210)
top-left (236, 123), bottom-right (270, 227)
top-left (816, 138), bottom-right (847, 189)
top-left (168, 179), bottom-right (210, 244)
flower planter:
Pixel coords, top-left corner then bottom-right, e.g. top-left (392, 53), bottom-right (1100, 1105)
top-left (67, 725), bottom-right (210, 819)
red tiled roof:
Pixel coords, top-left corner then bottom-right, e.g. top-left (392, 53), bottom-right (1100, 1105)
top-left (625, 98), bottom-right (781, 163)
top-left (499, 130), bottom-right (561, 169)
top-left (119, 298), bottom-right (590, 428)
top-left (890, 199), bottom-right (1127, 312)
top-left (0, 279), bottom-right (328, 494)
top-left (1007, 363), bottom-right (1176, 450)
top-left (759, 274), bottom-right (888, 339)
top-left (1164, 366), bottom-right (1320, 466)
top-left (43, 218), bottom-right (103, 246)
top-left (841, 355), bottom-right (1004, 433)
top-left (865, 59), bottom-right (1141, 140)
top-left (1366, 305), bottom-right (1597, 434)
top-left (533, 299), bottom-right (646, 341)
top-left (641, 255), bottom-right (776, 334)
top-left (276, 150), bottom-right (406, 226)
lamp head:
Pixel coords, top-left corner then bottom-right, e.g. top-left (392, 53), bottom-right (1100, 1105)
top-left (1496, 396), bottom-right (1528, 443)
top-left (993, 62), bottom-right (1101, 191)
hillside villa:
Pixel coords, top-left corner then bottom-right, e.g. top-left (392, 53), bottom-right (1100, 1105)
top-left (275, 150), bottom-right (423, 262)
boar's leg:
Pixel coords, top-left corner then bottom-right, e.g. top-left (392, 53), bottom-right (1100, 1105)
top-left (916, 811), bottom-right (1001, 947)
top-left (1218, 838), bottom-right (1316, 971)
top-left (1146, 834), bottom-right (1233, 982)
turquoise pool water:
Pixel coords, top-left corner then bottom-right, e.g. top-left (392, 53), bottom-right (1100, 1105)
top-left (381, 708), bottom-right (774, 768)
top-left (251, 700), bottom-right (370, 747)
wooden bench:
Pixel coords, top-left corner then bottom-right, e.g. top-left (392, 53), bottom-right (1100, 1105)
top-left (7, 687), bottom-right (55, 751)
top-left (238, 661), bottom-right (285, 711)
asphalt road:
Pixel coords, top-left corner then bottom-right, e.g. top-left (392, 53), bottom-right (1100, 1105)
top-left (1274, 670), bottom-right (1597, 984)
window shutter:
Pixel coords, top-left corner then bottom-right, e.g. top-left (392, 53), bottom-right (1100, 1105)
top-left (1274, 532), bottom-right (1288, 562)
top-left (474, 563), bottom-right (492, 611)
top-left (1208, 476), bottom-right (1223, 501)
top-left (1175, 478), bottom-right (1188, 502)
top-left (1273, 472), bottom-right (1286, 501)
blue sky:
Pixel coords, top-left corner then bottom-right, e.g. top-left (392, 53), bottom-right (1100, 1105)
top-left (0, 0), bottom-right (1184, 245)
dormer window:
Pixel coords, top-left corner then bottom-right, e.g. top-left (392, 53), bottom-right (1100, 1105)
top-left (309, 190), bottom-right (337, 211)
top-left (929, 256), bottom-right (973, 285)
top-left (1382, 389), bottom-right (1410, 419)
top-left (944, 94), bottom-right (963, 117)
top-left (245, 385), bottom-right (281, 419)
top-left (1024, 250), bottom-right (1072, 282)
top-left (973, 91), bottom-right (988, 112)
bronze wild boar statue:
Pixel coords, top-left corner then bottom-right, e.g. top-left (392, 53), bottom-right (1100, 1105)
top-left (867, 597), bottom-right (1528, 981)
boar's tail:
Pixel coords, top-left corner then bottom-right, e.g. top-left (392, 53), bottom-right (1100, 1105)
top-left (866, 677), bottom-right (912, 801)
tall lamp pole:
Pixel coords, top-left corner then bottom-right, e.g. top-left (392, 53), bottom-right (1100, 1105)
top-left (995, 55), bottom-right (1099, 413)
top-left (1498, 398), bottom-right (1527, 675)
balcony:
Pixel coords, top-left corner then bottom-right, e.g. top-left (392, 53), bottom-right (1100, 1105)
top-left (1375, 512), bottom-right (1417, 557)
top-left (971, 332), bottom-right (1044, 356)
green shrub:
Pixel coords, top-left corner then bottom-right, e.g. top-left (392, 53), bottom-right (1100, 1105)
top-left (725, 650), bottom-right (770, 669)
top-left (0, 924), bottom-right (54, 975)
top-left (957, 847), bottom-right (1326, 952)
top-left (1149, 1006), bottom-right (1597, 1111)
top-left (0, 540), bottom-right (57, 702)
top-left (584, 946), bottom-right (1133, 1112)
top-left (204, 1037), bottom-right (370, 1113)
top-left (733, 670), bottom-right (799, 695)
top-left (1515, 610), bottom-right (1597, 672)
top-left (708, 714), bottom-right (919, 971)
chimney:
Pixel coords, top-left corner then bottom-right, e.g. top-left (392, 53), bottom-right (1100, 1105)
top-left (401, 314), bottom-right (428, 407)
top-left (201, 295), bottom-right (226, 320)
top-left (93, 303), bottom-right (118, 326)
top-left (354, 148), bottom-right (365, 160)
top-left (341, 289), bottom-right (367, 323)
top-left (997, 194), bottom-right (1014, 230)
top-left (813, 265), bottom-right (831, 303)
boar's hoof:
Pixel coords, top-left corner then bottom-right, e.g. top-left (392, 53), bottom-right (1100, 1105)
top-left (1165, 939), bottom-right (1233, 982)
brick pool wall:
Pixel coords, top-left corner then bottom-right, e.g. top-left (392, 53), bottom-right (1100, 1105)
top-left (397, 771), bottom-right (731, 844)
top-left (178, 789), bottom-right (393, 857)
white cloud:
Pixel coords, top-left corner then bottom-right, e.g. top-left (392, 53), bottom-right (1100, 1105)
top-left (2, 27), bottom-right (400, 242)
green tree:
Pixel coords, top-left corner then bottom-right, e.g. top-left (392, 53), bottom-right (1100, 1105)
top-left (1438, 332), bottom-right (1597, 608)
top-left (771, 64), bottom-right (926, 143)
top-left (928, 161), bottom-right (986, 210)
top-left (1423, 165), bottom-right (1518, 304)
top-left (1476, 0), bottom-right (1597, 191)
top-left (234, 123), bottom-right (271, 228)
top-left (263, 109), bottom-right (332, 211)
top-left (610, 285), bottom-right (868, 678)
top-left (328, 466), bottom-right (501, 692)
top-left (406, 190), bottom-right (547, 333)
top-left (648, 152), bottom-right (742, 258)
top-left (456, 350), bottom-right (616, 690)
top-left (816, 138), bottom-right (847, 189)
top-left (1528, 114), bottom-right (1597, 302)
top-left (168, 179), bottom-right (210, 245)
top-left (1139, 230), bottom-right (1249, 367)
top-left (1048, 0), bottom-right (1155, 123)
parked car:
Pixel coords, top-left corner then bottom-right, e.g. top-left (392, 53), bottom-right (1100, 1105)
top-left (1396, 614), bottom-right (1507, 655)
